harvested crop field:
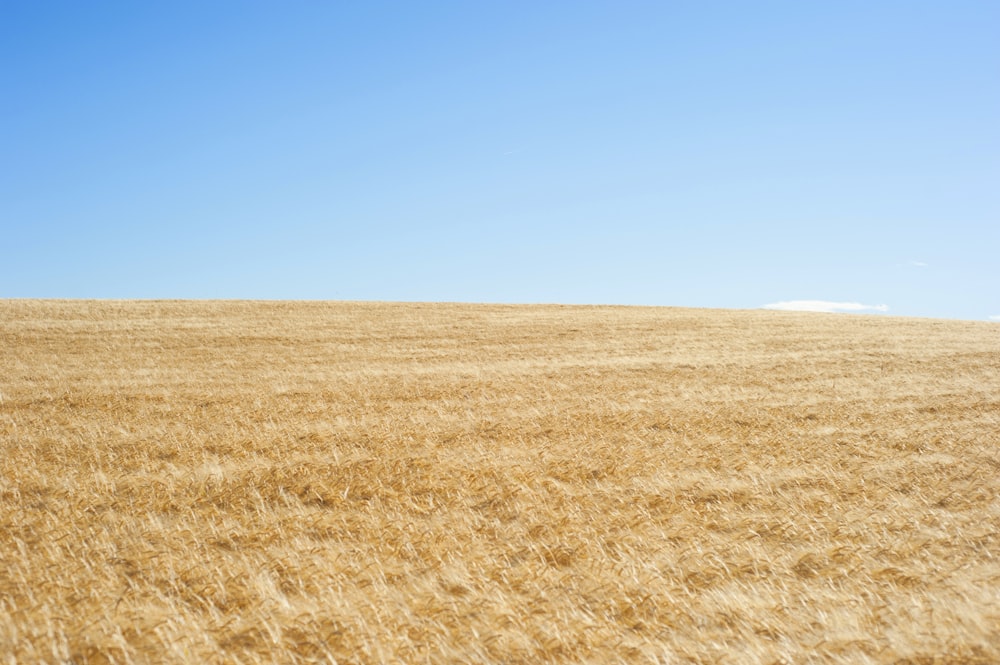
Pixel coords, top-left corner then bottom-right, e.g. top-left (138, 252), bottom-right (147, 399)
top-left (1, 300), bottom-right (998, 664)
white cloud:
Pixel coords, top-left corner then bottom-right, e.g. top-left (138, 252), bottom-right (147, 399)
top-left (989, 315), bottom-right (1000, 321)
top-left (763, 300), bottom-right (889, 314)
top-left (909, 260), bottom-right (928, 267)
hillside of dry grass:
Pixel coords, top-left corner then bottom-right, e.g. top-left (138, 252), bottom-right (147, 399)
top-left (1, 300), bottom-right (998, 664)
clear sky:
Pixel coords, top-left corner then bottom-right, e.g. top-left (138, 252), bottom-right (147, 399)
top-left (3, 2), bottom-right (998, 320)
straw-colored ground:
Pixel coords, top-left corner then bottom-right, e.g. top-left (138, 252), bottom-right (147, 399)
top-left (1, 300), bottom-right (998, 664)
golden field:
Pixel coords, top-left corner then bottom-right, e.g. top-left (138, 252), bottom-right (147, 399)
top-left (1, 300), bottom-right (998, 664)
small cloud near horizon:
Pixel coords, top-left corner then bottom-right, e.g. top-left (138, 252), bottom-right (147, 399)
top-left (909, 260), bottom-right (928, 267)
top-left (989, 315), bottom-right (1000, 321)
top-left (763, 300), bottom-right (890, 314)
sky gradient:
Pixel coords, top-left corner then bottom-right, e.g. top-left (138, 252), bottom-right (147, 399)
top-left (3, 2), bottom-right (998, 320)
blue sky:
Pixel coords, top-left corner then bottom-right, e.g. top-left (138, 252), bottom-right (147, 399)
top-left (2, 2), bottom-right (998, 319)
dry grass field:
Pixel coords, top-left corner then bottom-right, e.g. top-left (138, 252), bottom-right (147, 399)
top-left (1, 300), bottom-right (998, 664)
